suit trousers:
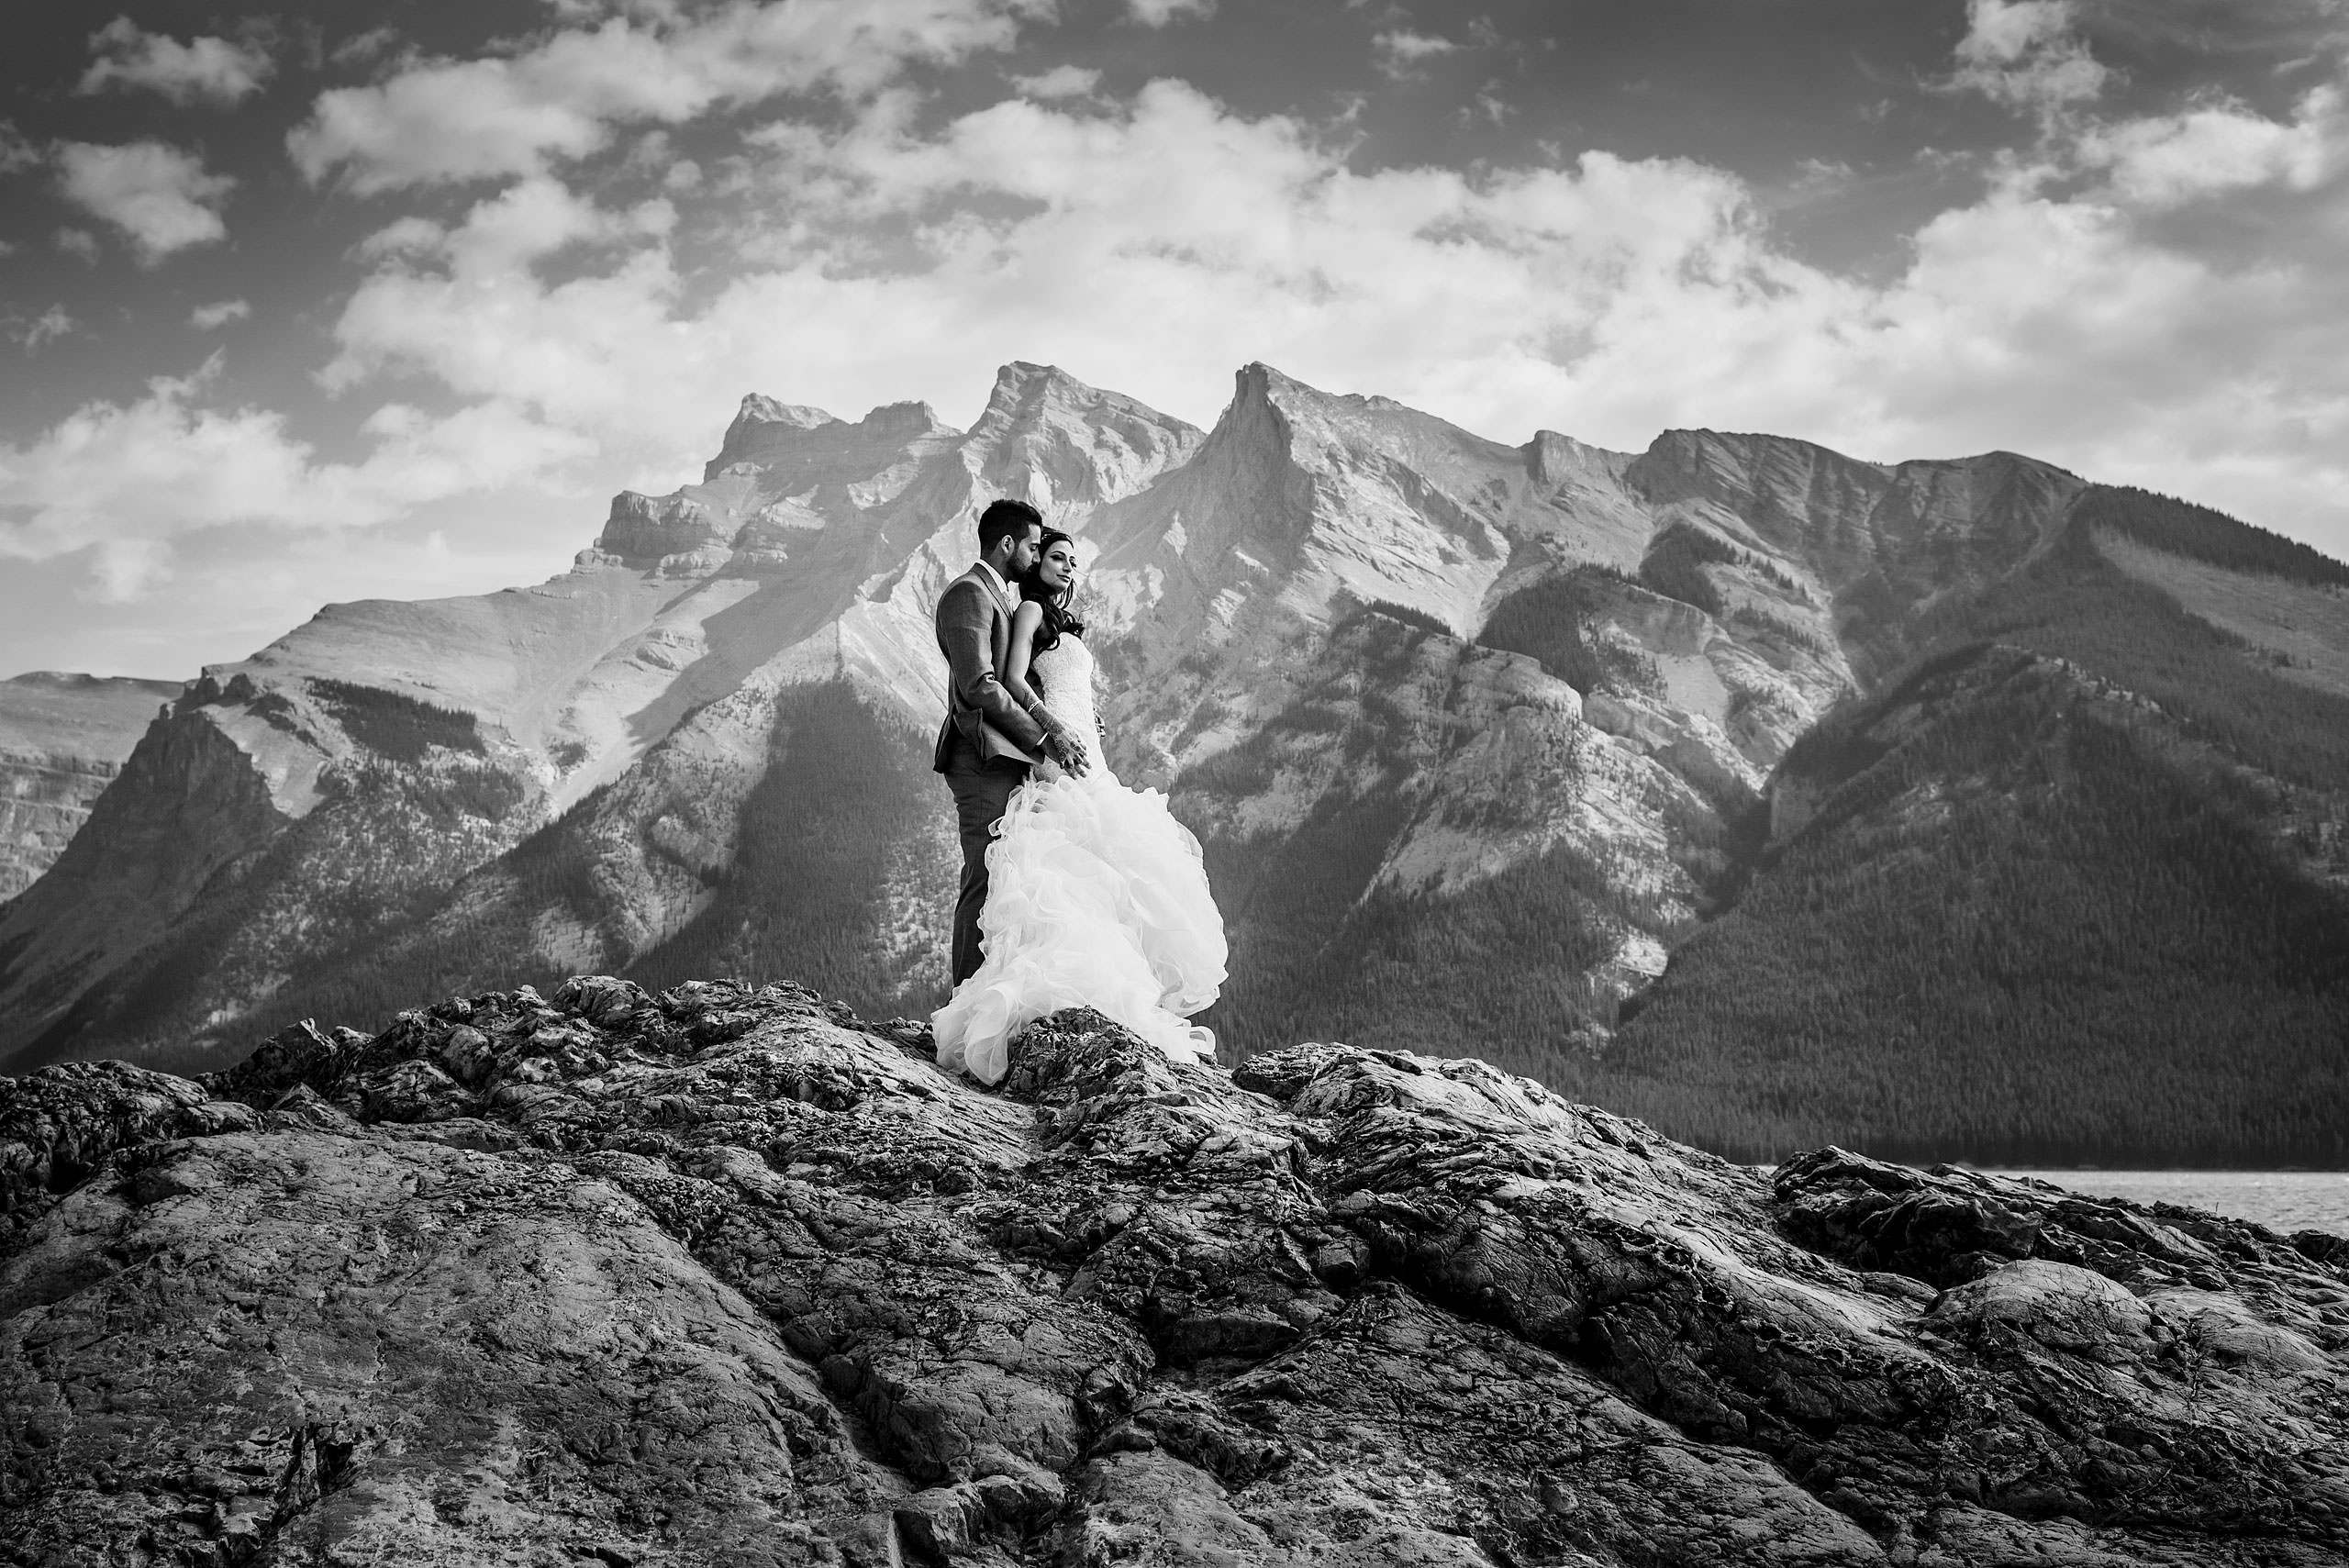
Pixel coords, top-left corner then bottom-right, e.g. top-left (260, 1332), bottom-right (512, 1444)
top-left (941, 744), bottom-right (1030, 987)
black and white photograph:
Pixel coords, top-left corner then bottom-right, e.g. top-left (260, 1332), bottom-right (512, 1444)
top-left (5, 0), bottom-right (2349, 1561)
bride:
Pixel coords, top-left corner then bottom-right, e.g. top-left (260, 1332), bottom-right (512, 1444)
top-left (932, 528), bottom-right (1228, 1084)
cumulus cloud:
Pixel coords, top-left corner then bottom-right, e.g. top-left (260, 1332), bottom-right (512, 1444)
top-left (55, 228), bottom-right (101, 262)
top-left (288, 0), bottom-right (1046, 191)
top-left (56, 140), bottom-right (235, 263)
top-left (1373, 28), bottom-right (1460, 80)
top-left (1949, 0), bottom-right (2109, 113)
top-left (0, 361), bottom-right (593, 602)
top-left (2077, 83), bottom-right (2345, 206)
top-left (317, 84), bottom-right (1829, 467)
top-left (190, 299), bottom-right (251, 330)
top-left (77, 17), bottom-right (273, 105)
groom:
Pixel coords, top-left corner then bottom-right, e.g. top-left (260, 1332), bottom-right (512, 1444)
top-left (933, 498), bottom-right (1089, 986)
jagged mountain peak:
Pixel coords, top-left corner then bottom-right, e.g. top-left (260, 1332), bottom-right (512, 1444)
top-left (973, 360), bottom-right (1199, 443)
top-left (981, 359), bottom-right (1119, 410)
top-left (700, 394), bottom-right (954, 486)
top-left (1223, 361), bottom-right (1524, 478)
top-left (1527, 428), bottom-right (1635, 472)
top-left (729, 393), bottom-right (837, 432)
top-left (958, 362), bottom-right (1204, 516)
top-left (1085, 362), bottom-right (1544, 647)
top-left (857, 398), bottom-right (953, 435)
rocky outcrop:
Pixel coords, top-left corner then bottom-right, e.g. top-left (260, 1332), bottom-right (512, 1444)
top-left (0, 673), bottom-right (177, 899)
top-left (6, 979), bottom-right (2347, 1565)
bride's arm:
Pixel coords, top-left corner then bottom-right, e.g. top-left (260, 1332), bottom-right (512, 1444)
top-left (1007, 603), bottom-right (1089, 775)
top-left (1004, 601), bottom-right (1047, 712)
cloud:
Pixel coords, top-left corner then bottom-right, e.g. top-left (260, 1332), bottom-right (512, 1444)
top-left (1127, 0), bottom-right (1213, 25)
top-left (331, 26), bottom-right (401, 66)
top-left (55, 228), bottom-right (101, 262)
top-left (1374, 28), bottom-right (1460, 80)
top-left (77, 17), bottom-right (273, 105)
top-left (6, 306), bottom-right (77, 351)
top-left (288, 0), bottom-right (1046, 192)
top-left (190, 299), bottom-right (251, 330)
top-left (0, 361), bottom-right (593, 602)
top-left (56, 140), bottom-right (235, 263)
top-left (1948, 0), bottom-right (2110, 113)
top-left (1011, 64), bottom-right (1101, 98)
top-left (2077, 83), bottom-right (2345, 206)
top-left (0, 120), bottom-right (39, 174)
top-left (318, 85), bottom-right (1812, 465)
top-left (295, 71), bottom-right (2349, 565)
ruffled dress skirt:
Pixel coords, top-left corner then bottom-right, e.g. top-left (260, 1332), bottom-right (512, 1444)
top-left (934, 765), bottom-right (1227, 1085)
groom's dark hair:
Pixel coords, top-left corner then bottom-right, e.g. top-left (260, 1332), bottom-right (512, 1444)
top-left (976, 498), bottom-right (1042, 552)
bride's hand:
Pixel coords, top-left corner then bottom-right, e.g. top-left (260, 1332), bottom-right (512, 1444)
top-left (1047, 731), bottom-right (1090, 778)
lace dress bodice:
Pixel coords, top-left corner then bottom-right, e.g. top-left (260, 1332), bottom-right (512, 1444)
top-left (1030, 635), bottom-right (1098, 752)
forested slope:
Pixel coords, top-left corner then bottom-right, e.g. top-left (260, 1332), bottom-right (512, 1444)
top-left (1601, 493), bottom-right (2349, 1164)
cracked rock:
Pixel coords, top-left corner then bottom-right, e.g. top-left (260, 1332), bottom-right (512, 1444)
top-left (0, 979), bottom-right (2343, 1565)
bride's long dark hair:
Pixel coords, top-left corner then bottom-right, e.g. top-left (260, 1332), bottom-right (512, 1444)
top-left (1019, 528), bottom-right (1086, 661)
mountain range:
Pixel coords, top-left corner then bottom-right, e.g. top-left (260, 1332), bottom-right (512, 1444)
top-left (4, 360), bottom-right (2345, 1164)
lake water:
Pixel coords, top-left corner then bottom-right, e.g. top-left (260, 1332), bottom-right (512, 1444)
top-left (1974, 1170), bottom-right (2349, 1237)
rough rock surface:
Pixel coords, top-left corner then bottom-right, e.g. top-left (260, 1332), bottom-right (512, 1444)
top-left (6, 978), bottom-right (2347, 1565)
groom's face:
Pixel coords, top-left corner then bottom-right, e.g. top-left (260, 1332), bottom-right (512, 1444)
top-left (1006, 524), bottom-right (1043, 577)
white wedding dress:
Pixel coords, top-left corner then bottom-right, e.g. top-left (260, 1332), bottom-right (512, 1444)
top-left (933, 630), bottom-right (1227, 1085)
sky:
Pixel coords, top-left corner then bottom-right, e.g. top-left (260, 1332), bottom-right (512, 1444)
top-left (2, 0), bottom-right (2346, 679)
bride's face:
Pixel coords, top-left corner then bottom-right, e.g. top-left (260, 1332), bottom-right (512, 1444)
top-left (1038, 539), bottom-right (1078, 594)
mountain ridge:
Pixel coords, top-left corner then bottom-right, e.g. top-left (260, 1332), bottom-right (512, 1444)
top-left (4, 361), bottom-right (2343, 1166)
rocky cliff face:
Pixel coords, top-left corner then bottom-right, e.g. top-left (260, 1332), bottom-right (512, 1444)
top-left (6, 983), bottom-right (2348, 1565)
top-left (0, 673), bottom-right (176, 900)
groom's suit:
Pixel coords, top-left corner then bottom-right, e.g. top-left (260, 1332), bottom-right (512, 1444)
top-left (934, 562), bottom-right (1068, 986)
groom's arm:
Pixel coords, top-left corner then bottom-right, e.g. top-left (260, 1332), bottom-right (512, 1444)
top-left (939, 580), bottom-right (1051, 750)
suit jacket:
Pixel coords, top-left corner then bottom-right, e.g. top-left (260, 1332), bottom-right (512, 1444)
top-left (933, 563), bottom-right (1057, 773)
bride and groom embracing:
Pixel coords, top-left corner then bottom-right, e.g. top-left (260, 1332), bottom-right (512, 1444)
top-left (929, 498), bottom-right (1227, 1084)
